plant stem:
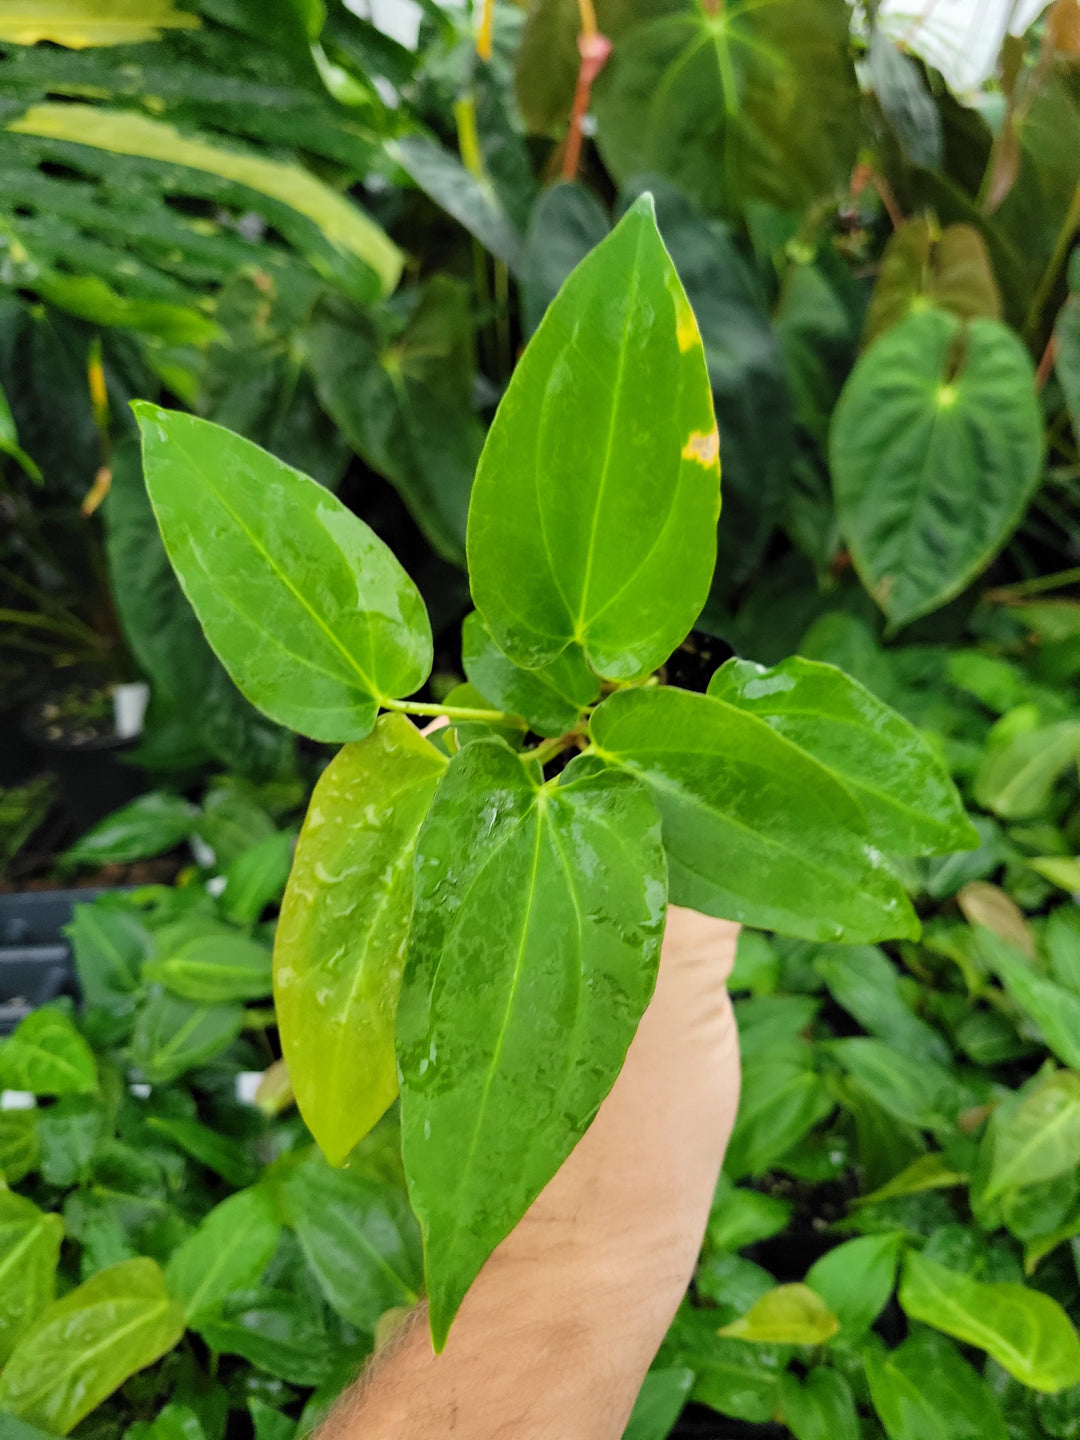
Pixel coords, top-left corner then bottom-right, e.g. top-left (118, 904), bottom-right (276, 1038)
top-left (984, 564), bottom-right (1080, 601)
top-left (382, 697), bottom-right (523, 725)
top-left (523, 734), bottom-right (575, 767)
top-left (0, 607), bottom-right (106, 646)
top-left (1024, 180), bottom-right (1080, 340)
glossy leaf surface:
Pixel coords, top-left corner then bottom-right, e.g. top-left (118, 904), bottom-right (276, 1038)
top-left (135, 405), bottom-right (433, 742)
top-left (275, 715), bottom-right (446, 1165)
top-left (899, 1250), bottom-right (1080, 1392)
top-left (0, 1258), bottom-right (185, 1433)
top-left (275, 1149), bottom-right (422, 1329)
top-left (590, 687), bottom-right (918, 941)
top-left (165, 1188), bottom-right (281, 1323)
top-left (831, 308), bottom-right (1043, 628)
top-left (144, 932), bottom-right (273, 1003)
top-left (594, 0), bottom-right (857, 216)
top-left (399, 740), bottom-right (666, 1347)
top-left (467, 196), bottom-right (720, 680)
top-left (0, 1009), bottom-right (97, 1097)
top-left (0, 1), bottom-right (200, 47)
top-left (521, 182), bottom-right (609, 335)
top-left (719, 1284), bottom-right (839, 1345)
top-left (193, 1289), bottom-right (336, 1387)
top-left (461, 611), bottom-right (599, 738)
top-left (132, 994), bottom-right (244, 1084)
top-left (709, 656), bottom-right (976, 855)
top-left (308, 280), bottom-right (483, 564)
top-left (0, 1192), bottom-right (62, 1365)
top-left (805, 1232), bottom-right (903, 1337)
top-left (865, 1329), bottom-right (1010, 1440)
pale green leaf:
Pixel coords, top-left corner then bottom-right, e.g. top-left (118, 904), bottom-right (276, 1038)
top-left (0, 1192), bottom-right (63, 1365)
top-left (0, 0), bottom-right (199, 47)
top-left (718, 1284), bottom-right (840, 1345)
top-left (984, 1070), bottom-right (1080, 1201)
top-left (0, 1009), bottom-right (97, 1098)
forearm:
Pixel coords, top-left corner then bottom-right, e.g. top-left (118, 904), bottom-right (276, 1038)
top-left (320, 914), bottom-right (741, 1440)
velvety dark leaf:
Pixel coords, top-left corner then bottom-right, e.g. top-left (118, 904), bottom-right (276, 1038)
top-left (865, 217), bottom-right (1002, 345)
top-left (521, 181), bottom-right (609, 335)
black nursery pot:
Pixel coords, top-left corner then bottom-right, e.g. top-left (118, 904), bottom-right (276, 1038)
top-left (0, 889), bottom-right (98, 1035)
top-left (21, 676), bottom-right (145, 834)
top-left (0, 666), bottom-right (46, 786)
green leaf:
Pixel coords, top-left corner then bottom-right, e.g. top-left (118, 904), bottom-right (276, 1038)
top-left (0, 1113), bottom-right (39, 1185)
top-left (0, 1009), bottom-right (97, 1098)
top-left (975, 928), bottom-right (1080, 1071)
top-left (399, 740), bottom-right (666, 1349)
top-left (8, 104), bottom-right (402, 299)
top-left (719, 1284), bottom-right (839, 1345)
top-left (144, 932), bottom-right (273, 1003)
top-left (195, 787), bottom-right (277, 868)
top-left (813, 945), bottom-right (951, 1065)
top-left (899, 1250), bottom-right (1080, 1392)
top-left (593, 0), bottom-right (859, 215)
top-left (248, 1400), bottom-right (294, 1440)
top-left (134, 405), bottom-right (433, 742)
top-left (0, 0), bottom-right (200, 46)
top-left (865, 1329), bottom-right (1010, 1440)
top-left (387, 135), bottom-right (523, 274)
top-left (307, 279), bottom-right (483, 565)
top-left (831, 308), bottom-right (1043, 629)
top-left (983, 1071), bottom-right (1080, 1202)
top-left (165, 1188), bottom-right (281, 1324)
top-left (623, 1367), bottom-right (694, 1440)
top-left (274, 1149), bottom-right (421, 1330)
top-left (0, 380), bottom-right (41, 481)
top-left (805, 1232), bottom-right (903, 1337)
top-left (854, 1152), bottom-right (968, 1208)
top-left (132, 993), bottom-right (244, 1084)
top-left (0, 1192), bottom-right (63, 1365)
top-left (275, 714), bottom-right (446, 1166)
top-left (974, 719), bottom-right (1080, 820)
top-left (522, 182), bottom-right (609, 335)
top-left (1055, 288), bottom-right (1080, 448)
top-left (724, 1047), bottom-right (833, 1178)
top-left (0, 1257), bottom-right (185, 1433)
top-left (708, 656), bottom-right (976, 856)
top-left (590, 686), bottom-right (919, 942)
top-left (865, 218), bottom-right (1002, 345)
top-left (830, 1037), bottom-right (962, 1132)
top-left (461, 611), bottom-right (599, 738)
top-left (707, 1179), bottom-right (792, 1253)
top-left (219, 830), bottom-right (296, 926)
top-left (146, 1115), bottom-right (257, 1188)
top-left (467, 195), bottom-right (720, 681)
top-left (779, 1368), bottom-right (859, 1440)
top-left (193, 1289), bottom-right (336, 1387)
top-left (127, 1402), bottom-right (207, 1440)
top-left (0, 1417), bottom-right (56, 1440)
top-left (59, 793), bottom-right (198, 870)
top-left (38, 1096), bottom-right (105, 1188)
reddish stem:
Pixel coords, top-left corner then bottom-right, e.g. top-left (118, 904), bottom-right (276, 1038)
top-left (561, 32), bottom-right (612, 183)
top-left (1036, 332), bottom-right (1059, 392)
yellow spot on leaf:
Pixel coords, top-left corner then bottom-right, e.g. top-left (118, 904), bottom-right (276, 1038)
top-left (676, 300), bottom-right (702, 354)
top-left (682, 429), bottom-right (720, 468)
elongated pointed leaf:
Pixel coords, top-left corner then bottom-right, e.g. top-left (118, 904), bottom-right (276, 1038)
top-left (719, 1284), bottom-right (839, 1344)
top-left (9, 104), bottom-right (402, 298)
top-left (805, 1232), bottom-right (903, 1337)
top-left (134, 406), bottom-right (433, 742)
top-left (0, 1), bottom-right (200, 47)
top-left (709, 656), bottom-right (976, 855)
top-left (399, 740), bottom-right (666, 1348)
top-left (0, 1009), bottom-right (97, 1098)
top-left (132, 993), bottom-right (244, 1084)
top-left (461, 611), bottom-right (599, 738)
top-left (144, 933), bottom-right (273, 1003)
top-left (0, 1258), bottom-right (185, 1433)
top-left (899, 1251), bottom-right (1080, 1392)
top-left (275, 715), bottom-right (446, 1165)
top-left (166, 1187), bottom-right (280, 1324)
top-left (590, 687), bottom-right (918, 942)
top-left (865, 1329), bottom-right (1010, 1440)
top-left (975, 927), bottom-right (1080, 1070)
top-left (467, 195), bottom-right (720, 680)
top-left (0, 1192), bottom-right (63, 1365)
top-left (984, 1071), bottom-right (1080, 1202)
top-left (831, 309), bottom-right (1043, 628)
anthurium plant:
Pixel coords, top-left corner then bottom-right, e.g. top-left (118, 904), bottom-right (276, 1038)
top-left (135, 196), bottom-right (975, 1349)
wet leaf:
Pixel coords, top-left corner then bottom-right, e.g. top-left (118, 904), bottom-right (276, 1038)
top-left (0, 1192), bottom-right (63, 1365)
top-left (467, 195), bottom-right (720, 681)
top-left (899, 1250), bottom-right (1080, 1392)
top-left (831, 308), bottom-right (1043, 629)
top-left (865, 1329), bottom-right (1010, 1440)
top-left (0, 0), bottom-right (200, 47)
top-left (275, 715), bottom-right (445, 1166)
top-left (709, 655), bottom-right (976, 856)
top-left (719, 1284), bottom-right (839, 1345)
top-left (135, 406), bottom-right (433, 742)
top-left (461, 611), bottom-right (599, 738)
top-left (0, 1009), bottom-right (97, 1098)
top-left (165, 1188), bottom-right (281, 1323)
top-left (0, 1257), bottom-right (185, 1433)
top-left (590, 686), bottom-right (918, 942)
top-left (399, 740), bottom-right (666, 1348)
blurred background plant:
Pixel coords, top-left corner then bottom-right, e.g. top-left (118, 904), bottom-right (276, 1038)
top-left (1, 0), bottom-right (1080, 1436)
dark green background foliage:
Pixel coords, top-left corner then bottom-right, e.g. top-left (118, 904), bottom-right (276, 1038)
top-left (2, 0), bottom-right (1080, 1436)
